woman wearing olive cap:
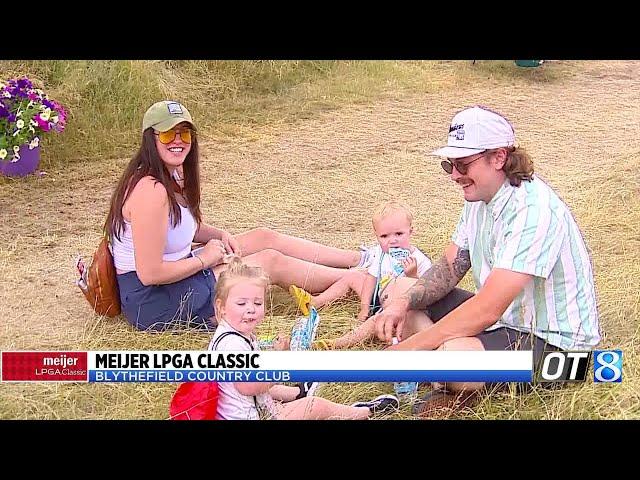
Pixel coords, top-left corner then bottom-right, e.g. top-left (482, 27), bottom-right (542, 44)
top-left (106, 100), bottom-right (364, 331)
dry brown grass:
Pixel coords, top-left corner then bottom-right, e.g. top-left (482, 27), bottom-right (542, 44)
top-left (1, 60), bottom-right (638, 419)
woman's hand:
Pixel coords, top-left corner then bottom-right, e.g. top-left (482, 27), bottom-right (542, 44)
top-left (220, 231), bottom-right (242, 257)
top-left (200, 239), bottom-right (226, 267)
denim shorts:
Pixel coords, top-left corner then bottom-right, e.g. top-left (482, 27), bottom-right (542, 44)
top-left (117, 268), bottom-right (216, 331)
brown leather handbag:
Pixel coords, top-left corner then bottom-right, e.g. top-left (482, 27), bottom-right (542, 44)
top-left (77, 236), bottom-right (121, 317)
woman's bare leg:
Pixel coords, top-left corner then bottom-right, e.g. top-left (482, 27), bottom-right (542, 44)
top-left (276, 396), bottom-right (370, 420)
top-left (235, 228), bottom-right (361, 267)
top-left (241, 249), bottom-right (350, 293)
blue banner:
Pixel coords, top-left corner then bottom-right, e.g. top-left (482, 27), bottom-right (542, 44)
top-left (89, 369), bottom-right (532, 383)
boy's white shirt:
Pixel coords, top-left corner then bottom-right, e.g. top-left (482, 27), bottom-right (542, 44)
top-left (366, 245), bottom-right (432, 290)
top-left (208, 321), bottom-right (277, 420)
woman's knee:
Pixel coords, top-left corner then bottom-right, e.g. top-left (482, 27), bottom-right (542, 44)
top-left (246, 248), bottom-right (284, 270)
top-left (248, 227), bottom-right (279, 248)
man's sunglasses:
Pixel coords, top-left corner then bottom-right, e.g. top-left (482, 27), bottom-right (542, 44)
top-left (441, 152), bottom-right (486, 175)
top-left (155, 128), bottom-right (193, 145)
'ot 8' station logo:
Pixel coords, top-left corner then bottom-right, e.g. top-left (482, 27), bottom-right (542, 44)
top-left (593, 350), bottom-right (622, 383)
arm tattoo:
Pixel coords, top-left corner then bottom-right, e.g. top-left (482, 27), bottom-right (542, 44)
top-left (404, 249), bottom-right (471, 310)
top-left (452, 248), bottom-right (471, 278)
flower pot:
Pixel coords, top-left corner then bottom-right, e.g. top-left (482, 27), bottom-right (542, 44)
top-left (0, 144), bottom-right (41, 177)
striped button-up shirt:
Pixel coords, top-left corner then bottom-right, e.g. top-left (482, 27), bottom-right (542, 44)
top-left (452, 176), bottom-right (601, 350)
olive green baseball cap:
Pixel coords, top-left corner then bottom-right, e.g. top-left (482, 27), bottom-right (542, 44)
top-left (142, 100), bottom-right (193, 133)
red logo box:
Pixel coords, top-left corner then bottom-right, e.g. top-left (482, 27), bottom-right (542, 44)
top-left (2, 352), bottom-right (88, 381)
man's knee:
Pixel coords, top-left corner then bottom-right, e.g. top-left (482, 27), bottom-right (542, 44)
top-left (438, 336), bottom-right (485, 393)
top-left (440, 336), bottom-right (485, 352)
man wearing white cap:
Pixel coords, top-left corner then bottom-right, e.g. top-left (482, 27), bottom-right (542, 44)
top-left (373, 105), bottom-right (601, 414)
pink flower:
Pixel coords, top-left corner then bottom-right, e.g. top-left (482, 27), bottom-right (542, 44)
top-left (57, 111), bottom-right (67, 127)
top-left (1, 76), bottom-right (67, 162)
top-left (35, 114), bottom-right (51, 132)
top-left (52, 101), bottom-right (67, 126)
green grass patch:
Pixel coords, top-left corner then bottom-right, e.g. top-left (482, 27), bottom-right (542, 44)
top-left (1, 60), bottom-right (571, 171)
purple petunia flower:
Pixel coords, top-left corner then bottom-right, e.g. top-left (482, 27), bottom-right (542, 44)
top-left (17, 78), bottom-right (33, 89)
top-left (2, 76), bottom-right (67, 156)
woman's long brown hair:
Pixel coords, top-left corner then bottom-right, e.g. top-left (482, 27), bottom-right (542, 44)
top-left (105, 128), bottom-right (202, 240)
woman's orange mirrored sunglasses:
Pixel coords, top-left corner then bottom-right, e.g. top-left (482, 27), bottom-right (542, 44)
top-left (155, 128), bottom-right (192, 144)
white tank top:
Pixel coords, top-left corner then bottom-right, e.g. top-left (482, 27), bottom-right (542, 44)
top-left (111, 204), bottom-right (198, 273)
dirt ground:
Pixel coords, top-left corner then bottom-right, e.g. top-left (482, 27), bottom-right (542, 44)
top-left (1, 60), bottom-right (638, 418)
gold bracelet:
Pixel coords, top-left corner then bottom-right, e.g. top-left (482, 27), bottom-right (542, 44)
top-left (194, 255), bottom-right (205, 270)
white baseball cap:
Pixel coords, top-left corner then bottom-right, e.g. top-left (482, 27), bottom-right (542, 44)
top-left (431, 106), bottom-right (516, 158)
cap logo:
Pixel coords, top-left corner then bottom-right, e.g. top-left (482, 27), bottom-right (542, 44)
top-left (167, 102), bottom-right (183, 115)
top-left (449, 123), bottom-right (465, 141)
